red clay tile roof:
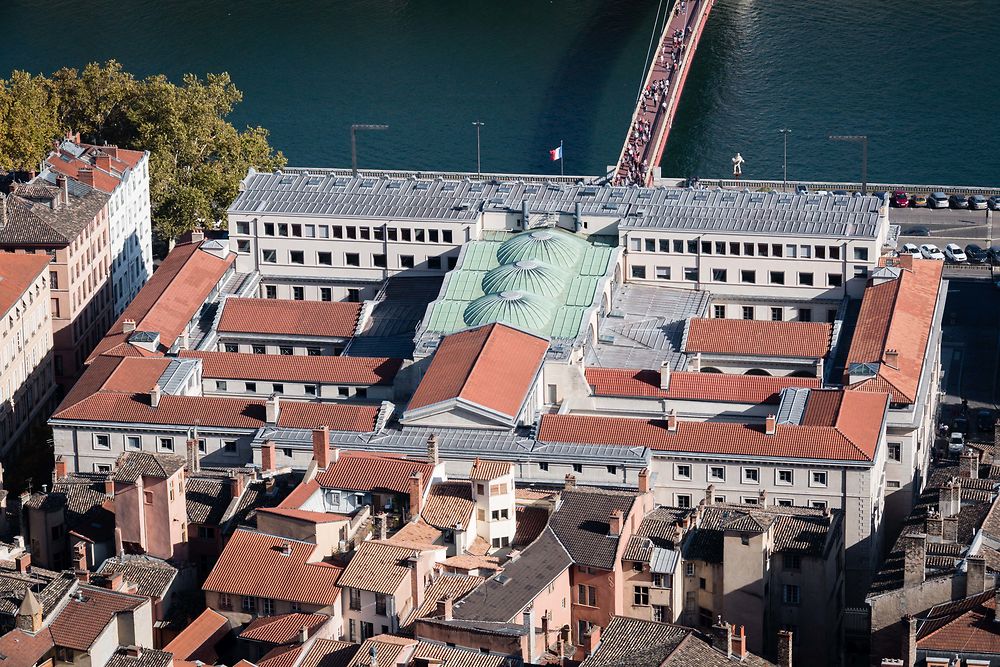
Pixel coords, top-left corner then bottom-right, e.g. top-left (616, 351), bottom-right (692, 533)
top-left (407, 323), bottom-right (548, 420)
top-left (89, 240), bottom-right (234, 361)
top-left (276, 402), bottom-right (381, 432)
top-left (586, 368), bottom-right (820, 403)
top-left (337, 541), bottom-right (421, 595)
top-left (684, 318), bottom-right (832, 358)
top-left (256, 507), bottom-right (351, 524)
top-left (538, 389), bottom-right (889, 462)
top-left (847, 260), bottom-right (943, 404)
top-left (389, 521), bottom-right (445, 549)
top-left (513, 506), bottom-right (550, 548)
top-left (163, 608), bottom-right (229, 662)
top-left (259, 644), bottom-right (305, 667)
top-left (469, 459), bottom-right (512, 481)
top-left (0, 253), bottom-right (50, 316)
top-left (315, 452), bottom-right (435, 494)
top-left (239, 613), bottom-right (329, 644)
top-left (49, 586), bottom-right (146, 650)
top-left (421, 482), bottom-right (475, 530)
top-left (917, 590), bottom-right (998, 654)
top-left (56, 356), bottom-right (172, 414)
top-left (180, 350), bottom-right (403, 385)
top-left (202, 529), bottom-right (343, 605)
top-left (218, 298), bottom-right (361, 338)
top-left (298, 639), bottom-right (359, 667)
top-left (0, 628), bottom-right (54, 666)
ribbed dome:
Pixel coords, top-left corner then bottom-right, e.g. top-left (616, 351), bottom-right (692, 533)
top-left (495, 229), bottom-right (585, 270)
top-left (463, 290), bottom-right (555, 334)
top-left (481, 260), bottom-right (569, 299)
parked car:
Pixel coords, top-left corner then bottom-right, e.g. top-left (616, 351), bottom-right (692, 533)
top-left (814, 190), bottom-right (830, 196)
top-left (891, 190), bottom-right (909, 207)
top-left (911, 193), bottom-right (928, 207)
top-left (989, 195), bottom-right (1000, 211)
top-left (900, 243), bottom-right (921, 257)
top-left (949, 194), bottom-right (969, 209)
top-left (928, 192), bottom-right (950, 208)
top-left (968, 194), bottom-right (988, 210)
top-left (949, 432), bottom-right (965, 455)
top-left (965, 244), bottom-right (988, 263)
top-left (831, 189), bottom-right (849, 196)
top-left (903, 226), bottom-right (930, 236)
top-left (919, 244), bottom-right (945, 259)
top-left (976, 408), bottom-right (995, 433)
top-left (988, 246), bottom-right (1000, 265)
top-left (944, 243), bottom-right (967, 262)
top-left (795, 184), bottom-right (809, 195)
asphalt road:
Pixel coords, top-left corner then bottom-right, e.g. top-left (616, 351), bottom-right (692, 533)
top-left (893, 207), bottom-right (998, 247)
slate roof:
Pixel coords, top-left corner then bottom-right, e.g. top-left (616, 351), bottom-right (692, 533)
top-left (180, 350), bottom-right (403, 385)
top-left (337, 541), bottom-right (420, 595)
top-left (185, 476), bottom-right (232, 525)
top-left (112, 452), bottom-right (185, 483)
top-left (0, 177), bottom-right (109, 246)
top-left (549, 488), bottom-right (640, 570)
top-left (96, 556), bottom-right (177, 599)
top-left (683, 504), bottom-right (836, 564)
top-left (683, 318), bottom-right (832, 358)
top-left (586, 368), bottom-right (820, 404)
top-left (406, 323), bottom-right (548, 421)
top-left (453, 528), bottom-right (571, 622)
top-left (23, 473), bottom-right (115, 543)
top-left (581, 616), bottom-right (689, 667)
top-left (218, 298), bottom-right (361, 338)
top-left (0, 566), bottom-right (74, 622)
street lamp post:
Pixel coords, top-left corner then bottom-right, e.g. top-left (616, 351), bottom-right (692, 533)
top-left (472, 121), bottom-right (485, 175)
top-left (351, 124), bottom-right (389, 177)
top-left (828, 134), bottom-right (868, 194)
top-left (778, 129), bottom-right (791, 191)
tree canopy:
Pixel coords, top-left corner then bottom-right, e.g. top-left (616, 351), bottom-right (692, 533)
top-left (0, 60), bottom-right (286, 240)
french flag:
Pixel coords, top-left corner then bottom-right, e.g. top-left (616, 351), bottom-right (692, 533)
top-left (549, 144), bottom-right (563, 161)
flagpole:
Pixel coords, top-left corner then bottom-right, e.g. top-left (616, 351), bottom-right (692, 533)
top-left (560, 140), bottom-right (564, 177)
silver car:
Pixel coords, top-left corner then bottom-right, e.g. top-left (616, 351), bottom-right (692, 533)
top-left (969, 194), bottom-right (988, 210)
top-left (928, 192), bottom-right (950, 209)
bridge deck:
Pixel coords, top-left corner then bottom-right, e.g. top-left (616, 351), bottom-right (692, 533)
top-left (614, 0), bottom-right (714, 186)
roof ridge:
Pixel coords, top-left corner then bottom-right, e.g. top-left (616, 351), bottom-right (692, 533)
top-left (457, 323), bottom-right (499, 401)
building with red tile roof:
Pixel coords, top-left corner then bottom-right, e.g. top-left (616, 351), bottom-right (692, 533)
top-left (914, 589), bottom-right (999, 663)
top-left (216, 298), bottom-right (362, 355)
top-left (682, 317), bottom-right (832, 377)
top-left (163, 608), bottom-right (230, 664)
top-left (239, 612), bottom-right (330, 645)
top-left (586, 367), bottom-right (820, 404)
top-left (403, 323), bottom-right (549, 429)
top-left (48, 585), bottom-right (153, 664)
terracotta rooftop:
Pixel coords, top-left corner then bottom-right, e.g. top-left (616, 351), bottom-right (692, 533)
top-left (54, 355), bottom-right (171, 415)
top-left (240, 613), bottom-right (329, 644)
top-left (917, 589), bottom-right (998, 655)
top-left (513, 506), bottom-right (550, 548)
top-left (202, 529), bottom-right (343, 606)
top-left (389, 521), bottom-right (445, 548)
top-left (0, 628), bottom-right (54, 665)
top-left (412, 641), bottom-right (510, 667)
top-left (112, 451), bottom-right (185, 483)
top-left (49, 585), bottom-right (146, 651)
top-left (180, 350), bottom-right (403, 385)
top-left (405, 573), bottom-right (484, 626)
top-left (847, 259), bottom-right (943, 404)
top-left (298, 638), bottom-right (359, 667)
top-left (406, 323), bottom-right (548, 422)
top-left (218, 298), bottom-right (361, 338)
top-left (88, 240), bottom-right (234, 361)
top-left (421, 481), bottom-right (475, 530)
top-left (684, 317), bottom-right (832, 358)
top-left (163, 607), bottom-right (229, 663)
top-left (315, 451), bottom-right (436, 495)
top-left (469, 458), bottom-right (512, 482)
top-left (538, 389), bottom-right (889, 462)
top-left (337, 540), bottom-right (420, 595)
top-left (0, 253), bottom-right (50, 316)
top-left (586, 368), bottom-right (820, 403)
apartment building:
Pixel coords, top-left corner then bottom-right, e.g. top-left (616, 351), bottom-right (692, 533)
top-left (0, 253), bottom-right (55, 454)
top-left (1, 173), bottom-right (112, 387)
top-left (46, 136), bottom-right (153, 316)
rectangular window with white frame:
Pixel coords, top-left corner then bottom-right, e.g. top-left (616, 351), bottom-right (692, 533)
top-left (93, 434), bottom-right (111, 450)
top-left (776, 469), bottom-right (793, 485)
top-left (742, 467), bottom-right (759, 484)
top-left (709, 466), bottom-right (725, 481)
top-left (676, 494), bottom-right (692, 508)
top-left (158, 437), bottom-right (174, 452)
top-left (675, 464), bottom-right (691, 480)
top-left (810, 471), bottom-right (828, 487)
top-left (126, 436), bottom-right (141, 451)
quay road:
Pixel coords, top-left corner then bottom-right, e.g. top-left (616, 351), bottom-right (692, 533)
top-left (893, 207), bottom-right (997, 246)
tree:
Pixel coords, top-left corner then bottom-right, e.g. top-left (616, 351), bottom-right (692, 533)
top-left (0, 71), bottom-right (60, 171)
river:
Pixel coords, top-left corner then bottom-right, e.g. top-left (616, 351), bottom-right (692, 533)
top-left (3, 0), bottom-right (998, 184)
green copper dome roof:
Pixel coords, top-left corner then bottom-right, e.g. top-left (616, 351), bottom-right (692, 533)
top-left (481, 260), bottom-right (569, 299)
top-left (495, 229), bottom-right (586, 270)
top-left (463, 290), bottom-right (556, 334)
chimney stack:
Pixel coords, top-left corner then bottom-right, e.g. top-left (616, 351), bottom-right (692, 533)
top-left (659, 361), bottom-right (671, 390)
top-left (229, 472), bottom-right (244, 499)
top-left (57, 175), bottom-right (69, 206)
top-left (965, 556), bottom-right (987, 597)
top-left (666, 408), bottom-right (677, 432)
top-left (609, 510), bottom-right (623, 537)
top-left (261, 440), bottom-right (276, 472)
top-left (777, 629), bottom-right (793, 667)
top-left (942, 516), bottom-right (959, 543)
top-left (123, 319), bottom-right (136, 334)
top-left (706, 484), bottom-right (715, 505)
top-left (77, 168), bottom-right (96, 188)
top-left (938, 478), bottom-right (961, 517)
top-left (427, 433), bottom-right (439, 465)
top-left (14, 553), bottom-right (30, 573)
top-left (299, 625), bottom-right (309, 644)
top-left (765, 414), bottom-right (777, 435)
top-left (54, 456), bottom-right (67, 480)
top-left (376, 512), bottom-right (388, 541)
top-left (266, 394), bottom-right (281, 424)
top-left (437, 594), bottom-right (454, 621)
top-left (901, 533), bottom-right (926, 588)
top-left (884, 348), bottom-right (899, 369)
top-left (959, 448), bottom-right (979, 479)
top-left (95, 153), bottom-right (112, 172)
top-left (408, 471), bottom-right (425, 517)
top-left (186, 438), bottom-right (200, 473)
top-left (564, 473), bottom-right (576, 491)
top-left (925, 510), bottom-right (942, 537)
top-left (312, 426), bottom-right (330, 468)
top-left (903, 615), bottom-right (917, 667)
top-left (711, 618), bottom-right (733, 656)
top-left (150, 384), bottom-right (161, 408)
top-left (730, 625), bottom-right (747, 660)
top-left (74, 542), bottom-right (87, 571)
top-left (115, 527), bottom-right (124, 559)
top-left (190, 227), bottom-right (205, 243)
top-left (0, 193), bottom-right (7, 228)
top-left (637, 467), bottom-right (650, 494)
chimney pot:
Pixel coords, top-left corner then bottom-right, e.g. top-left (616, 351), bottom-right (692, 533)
top-left (122, 319), bottom-right (136, 333)
top-left (730, 624), bottom-right (747, 659)
top-left (884, 348), bottom-right (899, 368)
top-left (637, 467), bottom-right (650, 494)
top-left (14, 554), bottom-right (30, 573)
top-left (564, 473), bottom-right (576, 490)
top-left (54, 456), bottom-right (67, 480)
top-left (150, 384), bottom-right (161, 408)
top-left (666, 408), bottom-right (677, 432)
top-left (659, 362), bottom-right (671, 390)
top-left (765, 414), bottom-right (777, 435)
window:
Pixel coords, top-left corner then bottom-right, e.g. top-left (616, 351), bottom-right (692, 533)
top-left (684, 267), bottom-right (698, 281)
top-left (491, 536), bottom-right (510, 548)
top-left (743, 467), bottom-right (759, 483)
top-left (262, 598), bottom-right (275, 615)
top-left (318, 252), bottom-right (332, 265)
top-left (712, 269), bottom-right (727, 282)
top-left (799, 308), bottom-right (811, 322)
top-left (810, 500), bottom-right (828, 510)
top-left (676, 494), bottom-right (692, 508)
top-left (659, 240), bottom-right (671, 252)
top-left (346, 253), bottom-right (360, 267)
top-left (815, 245), bottom-right (826, 259)
top-left (245, 382), bottom-right (257, 393)
top-left (262, 249), bottom-right (277, 263)
top-left (777, 469), bottom-right (793, 485)
top-left (743, 242), bottom-right (755, 256)
top-left (305, 384), bottom-right (317, 396)
top-left (126, 436), bottom-right (141, 451)
top-left (577, 584), bottom-right (597, 606)
top-left (307, 347), bottom-right (321, 356)
top-left (782, 584), bottom-right (801, 605)
top-left (699, 577), bottom-right (707, 590)
top-left (158, 437), bottom-right (174, 452)
top-left (373, 254), bottom-right (387, 268)
top-left (253, 344), bottom-right (266, 354)
top-left (769, 271), bottom-right (785, 285)
top-left (655, 266), bottom-right (670, 279)
top-left (264, 223), bottom-right (275, 236)
top-left (709, 466), bottom-right (725, 481)
top-left (653, 605), bottom-right (667, 622)
top-left (687, 240), bottom-right (698, 254)
top-left (632, 562), bottom-right (643, 572)
top-left (278, 223), bottom-right (289, 236)
top-left (400, 255), bottom-right (414, 268)
top-left (798, 272), bottom-right (814, 286)
top-left (854, 247), bottom-right (869, 261)
top-left (491, 509), bottom-right (509, 520)
top-left (829, 245), bottom-right (841, 260)
top-left (573, 464), bottom-right (583, 473)
top-left (644, 239), bottom-right (655, 252)
top-left (714, 241), bottom-right (727, 255)
top-left (742, 306), bottom-right (754, 320)
top-left (348, 619), bottom-right (356, 642)
top-left (224, 440), bottom-right (237, 454)
top-left (242, 596), bottom-right (257, 613)
top-left (631, 265), bottom-right (646, 279)
top-left (143, 490), bottom-right (154, 505)
top-left (828, 273), bottom-right (843, 287)
top-left (771, 307), bottom-right (783, 321)
top-left (361, 622), bottom-right (374, 641)
top-left (539, 462), bottom-right (549, 471)
top-left (634, 586), bottom-right (650, 606)
top-left (216, 380), bottom-right (228, 391)
top-left (785, 244), bottom-right (797, 258)
top-left (273, 383), bottom-right (284, 394)
top-left (854, 265), bottom-right (868, 278)
top-left (442, 230), bottom-right (453, 243)
top-left (279, 346), bottom-right (293, 355)
top-left (198, 439), bottom-right (207, 453)
top-left (427, 256), bottom-right (442, 270)
top-left (741, 269), bottom-right (756, 284)
top-left (701, 241), bottom-right (712, 254)
top-left (292, 286), bottom-right (304, 300)
top-left (685, 563), bottom-right (695, 576)
top-left (777, 498), bottom-right (793, 507)
top-left (783, 553), bottom-right (802, 570)
top-left (675, 464), bottom-right (691, 479)
top-left (888, 443), bottom-right (901, 462)
top-left (237, 239), bottom-right (251, 254)
top-left (713, 305), bottom-right (726, 319)
top-left (799, 245), bottom-right (812, 258)
top-left (673, 240), bottom-right (684, 253)
top-left (772, 244), bottom-right (783, 257)
top-left (224, 343), bottom-right (239, 353)
top-left (607, 465), bottom-right (617, 475)
top-left (219, 593), bottom-right (232, 610)
top-left (742, 497), bottom-right (759, 506)
top-left (265, 286), bottom-right (277, 299)
top-left (887, 480), bottom-right (901, 489)
top-left (320, 288), bottom-right (332, 302)
top-left (375, 594), bottom-right (388, 616)
top-left (811, 471), bottom-right (828, 487)
top-left (653, 573), bottom-right (672, 589)
top-left (94, 434), bottom-right (111, 450)
top-left (290, 250), bottom-right (304, 264)
top-left (349, 587), bottom-right (362, 610)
